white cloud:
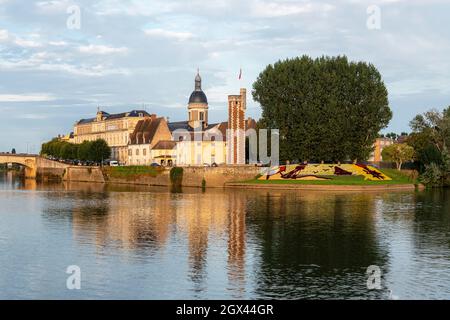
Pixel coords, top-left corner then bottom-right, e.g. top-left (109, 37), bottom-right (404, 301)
top-left (0, 93), bottom-right (56, 102)
top-left (0, 29), bottom-right (9, 41)
top-left (14, 113), bottom-right (49, 120)
top-left (94, 0), bottom-right (176, 16)
top-left (251, 0), bottom-right (334, 18)
top-left (144, 28), bottom-right (194, 41)
top-left (35, 0), bottom-right (71, 13)
top-left (48, 41), bottom-right (68, 46)
top-left (14, 38), bottom-right (42, 48)
top-left (78, 44), bottom-right (129, 54)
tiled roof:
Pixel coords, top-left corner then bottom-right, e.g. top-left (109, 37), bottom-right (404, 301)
top-left (129, 117), bottom-right (165, 145)
top-left (76, 110), bottom-right (151, 125)
top-left (153, 140), bottom-right (177, 150)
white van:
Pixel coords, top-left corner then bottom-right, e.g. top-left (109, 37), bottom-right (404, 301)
top-left (109, 160), bottom-right (119, 167)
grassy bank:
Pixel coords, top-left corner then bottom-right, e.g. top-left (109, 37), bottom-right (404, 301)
top-left (243, 169), bottom-right (416, 185)
top-left (104, 166), bottom-right (164, 180)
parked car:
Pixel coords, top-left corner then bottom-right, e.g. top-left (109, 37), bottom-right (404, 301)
top-left (150, 163), bottom-right (161, 167)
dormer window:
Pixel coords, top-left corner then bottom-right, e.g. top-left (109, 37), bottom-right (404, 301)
top-left (139, 113), bottom-right (143, 117)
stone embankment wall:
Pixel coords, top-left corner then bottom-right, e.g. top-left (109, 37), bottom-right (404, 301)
top-left (63, 166), bottom-right (105, 183)
top-left (60, 165), bottom-right (261, 188)
top-left (181, 166), bottom-right (261, 187)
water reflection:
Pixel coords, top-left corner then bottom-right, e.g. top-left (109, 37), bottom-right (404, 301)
top-left (1, 173), bottom-right (450, 299)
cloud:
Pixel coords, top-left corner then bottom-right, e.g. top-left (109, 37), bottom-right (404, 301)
top-left (94, 0), bottom-right (176, 16)
top-left (48, 41), bottom-right (68, 46)
top-left (0, 29), bottom-right (9, 41)
top-left (0, 93), bottom-right (56, 102)
top-left (78, 44), bottom-right (129, 55)
top-left (14, 38), bottom-right (42, 48)
top-left (144, 28), bottom-right (194, 41)
top-left (251, 1), bottom-right (334, 17)
top-left (35, 0), bottom-right (72, 13)
top-left (14, 113), bottom-right (50, 120)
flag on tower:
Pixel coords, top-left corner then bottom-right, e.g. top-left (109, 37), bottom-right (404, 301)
top-left (238, 68), bottom-right (242, 80)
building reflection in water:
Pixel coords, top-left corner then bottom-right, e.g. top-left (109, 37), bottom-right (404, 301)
top-left (227, 192), bottom-right (247, 298)
top-left (38, 181), bottom-right (392, 299)
top-left (60, 184), bottom-right (247, 295)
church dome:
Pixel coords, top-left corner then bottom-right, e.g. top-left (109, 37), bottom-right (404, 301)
top-left (189, 70), bottom-right (208, 104)
top-left (189, 90), bottom-right (208, 104)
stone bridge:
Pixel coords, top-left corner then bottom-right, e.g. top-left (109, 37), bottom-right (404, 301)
top-left (0, 153), bottom-right (69, 179)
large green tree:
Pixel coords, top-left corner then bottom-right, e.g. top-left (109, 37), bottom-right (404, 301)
top-left (252, 55), bottom-right (392, 162)
top-left (89, 139), bottom-right (111, 163)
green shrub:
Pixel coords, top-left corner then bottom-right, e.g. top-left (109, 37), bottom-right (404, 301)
top-left (420, 163), bottom-right (445, 187)
top-left (170, 167), bottom-right (183, 187)
top-left (202, 178), bottom-right (206, 189)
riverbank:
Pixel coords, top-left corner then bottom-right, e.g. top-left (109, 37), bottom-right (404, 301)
top-left (225, 182), bottom-right (423, 191)
top-left (226, 168), bottom-right (423, 191)
top-left (56, 165), bottom-right (424, 191)
top-left (61, 165), bottom-right (262, 188)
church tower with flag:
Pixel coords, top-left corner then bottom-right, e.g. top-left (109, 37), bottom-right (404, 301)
top-left (227, 88), bottom-right (247, 165)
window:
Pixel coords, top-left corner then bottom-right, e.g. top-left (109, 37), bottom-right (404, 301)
top-left (143, 148), bottom-right (147, 156)
top-left (128, 149), bottom-right (132, 156)
top-left (136, 149), bottom-right (139, 156)
top-left (199, 112), bottom-right (204, 121)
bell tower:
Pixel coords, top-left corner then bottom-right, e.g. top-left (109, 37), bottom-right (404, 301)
top-left (188, 69), bottom-right (209, 128)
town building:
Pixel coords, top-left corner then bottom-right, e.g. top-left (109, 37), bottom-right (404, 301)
top-left (73, 109), bottom-right (151, 164)
top-left (71, 70), bottom-right (255, 166)
top-left (127, 116), bottom-right (173, 165)
top-left (368, 137), bottom-right (395, 162)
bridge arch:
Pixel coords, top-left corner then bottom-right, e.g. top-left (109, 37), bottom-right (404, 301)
top-left (0, 155), bottom-right (37, 179)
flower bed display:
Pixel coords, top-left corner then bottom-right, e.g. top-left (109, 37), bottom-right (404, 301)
top-left (259, 164), bottom-right (391, 181)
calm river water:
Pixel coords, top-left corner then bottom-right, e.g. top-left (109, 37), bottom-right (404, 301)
top-left (0, 172), bottom-right (449, 299)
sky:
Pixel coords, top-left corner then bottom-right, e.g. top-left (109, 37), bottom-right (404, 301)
top-left (0, 0), bottom-right (449, 153)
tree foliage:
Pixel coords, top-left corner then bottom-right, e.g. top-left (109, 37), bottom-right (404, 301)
top-left (381, 143), bottom-right (415, 170)
top-left (41, 138), bottom-right (111, 162)
top-left (407, 107), bottom-right (450, 186)
top-left (253, 55), bottom-right (392, 162)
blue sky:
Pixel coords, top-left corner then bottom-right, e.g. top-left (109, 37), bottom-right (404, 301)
top-left (0, 0), bottom-right (449, 153)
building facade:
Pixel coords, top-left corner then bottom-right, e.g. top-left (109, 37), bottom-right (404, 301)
top-left (73, 110), bottom-right (151, 164)
top-left (368, 137), bottom-right (395, 162)
top-left (127, 116), bottom-right (173, 165)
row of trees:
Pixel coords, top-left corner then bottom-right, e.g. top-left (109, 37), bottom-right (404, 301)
top-left (41, 138), bottom-right (111, 163)
top-left (406, 107), bottom-right (450, 186)
top-left (252, 55), bottom-right (392, 162)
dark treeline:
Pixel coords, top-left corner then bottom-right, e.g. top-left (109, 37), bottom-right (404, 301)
top-left (406, 107), bottom-right (450, 187)
top-left (41, 138), bottom-right (111, 163)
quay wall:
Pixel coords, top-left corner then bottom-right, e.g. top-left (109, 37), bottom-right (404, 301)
top-left (63, 166), bottom-right (106, 183)
top-left (60, 165), bottom-right (261, 188)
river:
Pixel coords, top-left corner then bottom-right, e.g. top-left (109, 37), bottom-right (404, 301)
top-left (0, 172), bottom-right (449, 299)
